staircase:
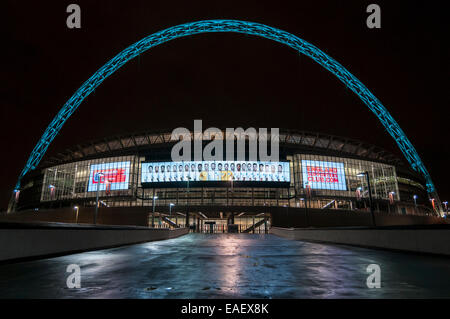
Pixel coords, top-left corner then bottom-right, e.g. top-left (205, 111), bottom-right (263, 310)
top-left (242, 218), bottom-right (267, 233)
top-left (162, 216), bottom-right (178, 228)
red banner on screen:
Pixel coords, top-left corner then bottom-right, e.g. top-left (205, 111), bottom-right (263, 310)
top-left (92, 169), bottom-right (127, 184)
top-left (306, 166), bottom-right (339, 183)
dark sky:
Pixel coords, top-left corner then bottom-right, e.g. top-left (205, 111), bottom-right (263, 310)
top-left (2, 0), bottom-right (449, 210)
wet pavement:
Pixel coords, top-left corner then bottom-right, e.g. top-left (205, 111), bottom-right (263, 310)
top-left (1, 233), bottom-right (450, 298)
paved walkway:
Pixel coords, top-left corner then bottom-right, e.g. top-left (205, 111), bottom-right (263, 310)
top-left (1, 233), bottom-right (450, 298)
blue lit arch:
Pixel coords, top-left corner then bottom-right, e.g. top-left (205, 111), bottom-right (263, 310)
top-left (16, 19), bottom-right (436, 196)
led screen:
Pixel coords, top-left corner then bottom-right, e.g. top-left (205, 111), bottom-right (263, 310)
top-left (87, 161), bottom-right (131, 192)
top-left (141, 161), bottom-right (290, 184)
top-left (301, 160), bottom-right (347, 191)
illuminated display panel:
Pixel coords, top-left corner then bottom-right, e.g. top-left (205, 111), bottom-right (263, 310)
top-left (301, 160), bottom-right (347, 191)
top-left (87, 161), bottom-right (131, 192)
top-left (141, 161), bottom-right (290, 184)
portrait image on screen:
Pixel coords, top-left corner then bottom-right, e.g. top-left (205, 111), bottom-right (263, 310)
top-left (141, 161), bottom-right (290, 185)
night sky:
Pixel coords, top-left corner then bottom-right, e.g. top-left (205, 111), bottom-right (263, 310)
top-left (2, 1), bottom-right (448, 210)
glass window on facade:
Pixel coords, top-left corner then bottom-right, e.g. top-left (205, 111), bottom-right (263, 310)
top-left (41, 156), bottom-right (138, 202)
top-left (291, 154), bottom-right (399, 201)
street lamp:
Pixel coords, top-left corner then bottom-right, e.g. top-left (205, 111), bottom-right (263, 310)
top-left (94, 172), bottom-right (104, 225)
top-left (357, 171), bottom-right (375, 227)
top-left (186, 176), bottom-right (191, 229)
top-left (413, 195), bottom-right (418, 207)
top-left (49, 184), bottom-right (55, 200)
top-left (443, 201), bottom-right (448, 215)
top-left (169, 203), bottom-right (175, 217)
top-left (169, 203), bottom-right (175, 227)
top-left (284, 204), bottom-right (289, 228)
top-left (152, 195), bottom-right (158, 227)
top-left (74, 206), bottom-right (79, 223)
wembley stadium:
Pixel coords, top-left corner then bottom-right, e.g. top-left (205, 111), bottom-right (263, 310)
top-left (8, 128), bottom-right (438, 232)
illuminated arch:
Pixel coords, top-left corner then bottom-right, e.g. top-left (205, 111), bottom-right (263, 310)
top-left (16, 19), bottom-right (436, 196)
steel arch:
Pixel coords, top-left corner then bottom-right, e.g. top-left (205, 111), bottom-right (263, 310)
top-left (15, 19), bottom-right (436, 195)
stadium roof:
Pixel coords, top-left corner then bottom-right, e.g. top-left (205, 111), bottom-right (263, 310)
top-left (41, 129), bottom-right (403, 168)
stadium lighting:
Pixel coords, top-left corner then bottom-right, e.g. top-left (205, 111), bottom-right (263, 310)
top-left (14, 20), bottom-right (438, 220)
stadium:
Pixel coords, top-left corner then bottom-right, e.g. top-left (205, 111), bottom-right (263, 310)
top-left (9, 128), bottom-right (437, 232)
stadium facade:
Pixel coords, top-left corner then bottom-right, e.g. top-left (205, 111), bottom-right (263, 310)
top-left (13, 129), bottom-right (435, 227)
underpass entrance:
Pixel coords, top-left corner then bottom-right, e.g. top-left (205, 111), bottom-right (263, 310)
top-left (150, 210), bottom-right (270, 234)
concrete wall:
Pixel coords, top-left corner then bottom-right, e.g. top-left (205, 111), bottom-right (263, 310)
top-left (0, 222), bottom-right (189, 262)
top-left (0, 207), bottom-right (150, 226)
top-left (270, 226), bottom-right (450, 256)
top-left (5, 206), bottom-right (446, 229)
top-left (270, 207), bottom-right (447, 228)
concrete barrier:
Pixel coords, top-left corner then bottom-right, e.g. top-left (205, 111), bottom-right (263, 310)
top-left (0, 222), bottom-right (189, 262)
top-left (270, 226), bottom-right (450, 256)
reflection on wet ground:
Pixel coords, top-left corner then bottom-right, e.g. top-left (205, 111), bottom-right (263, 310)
top-left (1, 233), bottom-right (450, 298)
